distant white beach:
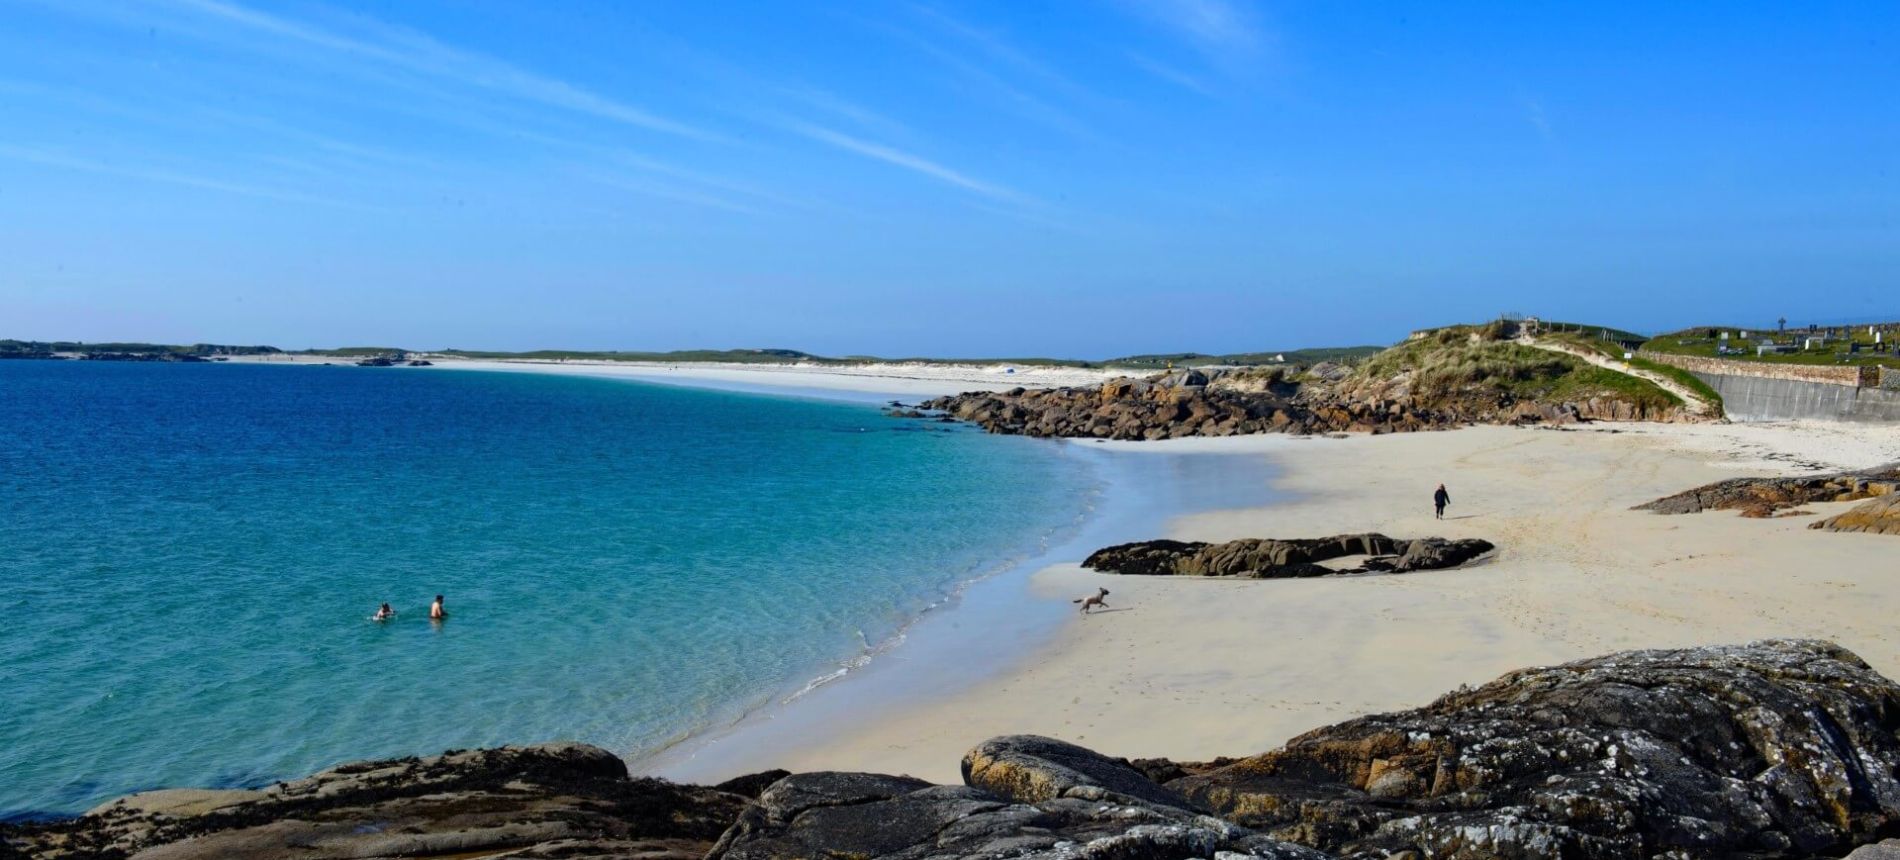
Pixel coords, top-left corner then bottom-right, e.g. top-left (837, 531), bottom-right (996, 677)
top-left (228, 353), bottom-right (1121, 400)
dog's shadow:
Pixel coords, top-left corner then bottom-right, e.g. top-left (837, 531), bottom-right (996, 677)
top-left (1085, 608), bottom-right (1135, 614)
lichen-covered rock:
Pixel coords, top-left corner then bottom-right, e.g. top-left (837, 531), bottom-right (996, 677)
top-left (1846, 839), bottom-right (1900, 859)
top-left (707, 770), bottom-right (1328, 860)
top-left (963, 735), bottom-right (1199, 810)
top-left (1809, 494), bottom-right (1900, 536)
top-left (1168, 639), bottom-right (1900, 859)
top-left (1083, 534), bottom-right (1494, 579)
top-left (2, 743), bottom-right (743, 860)
top-left (1636, 468), bottom-right (1900, 516)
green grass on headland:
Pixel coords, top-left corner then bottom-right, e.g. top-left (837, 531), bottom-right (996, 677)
top-left (1359, 325), bottom-right (1681, 410)
top-left (1641, 325), bottom-right (1900, 370)
top-left (1629, 356), bottom-right (1724, 411)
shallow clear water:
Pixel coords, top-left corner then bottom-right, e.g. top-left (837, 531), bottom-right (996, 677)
top-left (0, 362), bottom-right (1098, 817)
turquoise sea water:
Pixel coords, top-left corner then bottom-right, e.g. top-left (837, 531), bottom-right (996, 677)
top-left (0, 362), bottom-right (1100, 818)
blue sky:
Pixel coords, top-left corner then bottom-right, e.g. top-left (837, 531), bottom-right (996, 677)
top-left (2, 1), bottom-right (1896, 356)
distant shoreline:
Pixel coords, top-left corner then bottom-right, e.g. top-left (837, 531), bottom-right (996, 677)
top-left (225, 353), bottom-right (1125, 400)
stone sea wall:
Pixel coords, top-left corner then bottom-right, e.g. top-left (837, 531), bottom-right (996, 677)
top-left (1636, 351), bottom-right (1871, 386)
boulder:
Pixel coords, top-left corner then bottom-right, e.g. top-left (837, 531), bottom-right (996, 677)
top-left (706, 770), bottom-right (1326, 860)
top-left (1636, 467), bottom-right (1900, 516)
top-left (3, 744), bottom-right (744, 860)
top-left (1083, 534), bottom-right (1493, 579)
top-left (1847, 840), bottom-right (1900, 859)
top-left (714, 769), bottom-right (793, 799)
top-left (962, 735), bottom-right (1198, 810)
top-left (1809, 494), bottom-right (1900, 536)
top-left (1168, 639), bottom-right (1900, 859)
top-left (1389, 537), bottom-right (1495, 571)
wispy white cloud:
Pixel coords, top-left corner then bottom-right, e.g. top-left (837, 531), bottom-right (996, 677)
top-left (580, 170), bottom-right (762, 215)
top-left (907, 4), bottom-right (1091, 101)
top-left (1126, 52), bottom-right (1213, 95)
top-left (608, 151), bottom-right (823, 212)
top-left (779, 119), bottom-right (1026, 204)
top-left (843, 5), bottom-right (1097, 140)
top-left (196, 108), bottom-right (437, 172)
top-left (154, 0), bottom-right (714, 140)
top-left (776, 86), bottom-right (916, 142)
top-left (1137, 0), bottom-right (1263, 53)
top-left (0, 143), bottom-right (357, 207)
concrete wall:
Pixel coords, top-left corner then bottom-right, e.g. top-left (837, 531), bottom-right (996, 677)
top-left (1636, 351), bottom-right (1900, 423)
top-left (1689, 371), bottom-right (1900, 422)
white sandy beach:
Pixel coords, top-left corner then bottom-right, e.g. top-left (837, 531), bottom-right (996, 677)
top-left (677, 419), bottom-right (1900, 783)
top-left (253, 355), bottom-right (1900, 785)
top-left (457, 359), bottom-right (1899, 787)
top-left (227, 353), bottom-right (1120, 399)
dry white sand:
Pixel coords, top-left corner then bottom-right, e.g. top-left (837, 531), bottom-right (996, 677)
top-left (226, 354), bottom-right (1118, 399)
top-left (677, 419), bottom-right (1900, 783)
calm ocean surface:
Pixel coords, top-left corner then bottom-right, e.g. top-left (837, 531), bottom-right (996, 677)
top-left (0, 362), bottom-right (1100, 817)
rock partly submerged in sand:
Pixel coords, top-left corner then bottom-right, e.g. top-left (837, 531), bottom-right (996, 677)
top-left (1082, 533), bottom-right (1496, 578)
top-left (12, 640), bottom-right (1900, 860)
top-left (1634, 466), bottom-right (1900, 517)
top-left (1809, 493), bottom-right (1900, 536)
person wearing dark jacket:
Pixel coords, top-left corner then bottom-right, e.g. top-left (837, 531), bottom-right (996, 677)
top-left (1433, 484), bottom-right (1450, 519)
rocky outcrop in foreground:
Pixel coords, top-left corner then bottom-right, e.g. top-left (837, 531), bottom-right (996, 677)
top-left (1083, 533), bottom-right (1495, 578)
top-left (1169, 639), bottom-right (1900, 858)
top-left (11, 641), bottom-right (1900, 860)
top-left (1810, 494), bottom-right (1900, 536)
top-left (1, 744), bottom-right (746, 860)
top-left (1635, 467), bottom-right (1900, 518)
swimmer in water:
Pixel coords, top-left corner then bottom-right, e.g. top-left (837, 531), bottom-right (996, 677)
top-left (372, 602), bottom-right (395, 622)
top-left (430, 594), bottom-right (447, 620)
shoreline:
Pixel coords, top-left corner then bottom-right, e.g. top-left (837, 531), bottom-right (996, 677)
top-left (385, 355), bottom-right (1301, 781)
top-left (363, 356), bottom-right (1900, 785)
top-left (700, 420), bottom-right (1900, 783)
top-left (643, 442), bottom-right (1287, 784)
top-left (225, 354), bottom-right (1121, 401)
top-left (59, 357), bottom-right (1900, 806)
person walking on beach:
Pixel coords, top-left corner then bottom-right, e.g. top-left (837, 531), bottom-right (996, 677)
top-left (1433, 484), bottom-right (1451, 520)
top-left (430, 594), bottom-right (447, 620)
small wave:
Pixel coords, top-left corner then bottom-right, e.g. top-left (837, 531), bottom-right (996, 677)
top-left (781, 628), bottom-right (907, 704)
top-left (630, 447), bottom-right (1115, 772)
top-left (773, 457), bottom-right (1110, 706)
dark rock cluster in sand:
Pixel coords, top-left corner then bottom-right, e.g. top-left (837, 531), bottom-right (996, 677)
top-left (1081, 533), bottom-right (1495, 579)
top-left (11, 640), bottom-right (1900, 860)
top-left (915, 365), bottom-right (1690, 442)
top-left (918, 370), bottom-right (1459, 441)
top-left (1634, 467), bottom-right (1900, 519)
